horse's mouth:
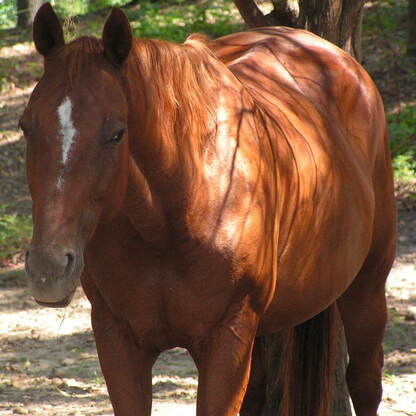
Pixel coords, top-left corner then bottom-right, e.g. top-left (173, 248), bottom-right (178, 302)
top-left (35, 289), bottom-right (76, 308)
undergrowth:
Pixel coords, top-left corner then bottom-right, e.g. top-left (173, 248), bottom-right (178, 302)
top-left (0, 205), bottom-right (31, 265)
top-left (388, 106), bottom-right (416, 182)
top-left (125, 0), bottom-right (243, 42)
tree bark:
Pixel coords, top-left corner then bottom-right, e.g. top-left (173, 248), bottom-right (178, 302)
top-left (16, 0), bottom-right (30, 28)
top-left (408, 0), bottom-right (416, 56)
top-left (16, 0), bottom-right (46, 28)
top-left (29, 0), bottom-right (46, 23)
top-left (233, 0), bottom-right (271, 27)
top-left (234, 0), bottom-right (365, 61)
top-left (332, 329), bottom-right (352, 416)
top-left (260, 328), bottom-right (352, 415)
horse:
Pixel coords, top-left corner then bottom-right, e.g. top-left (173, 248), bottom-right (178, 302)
top-left (22, 3), bottom-right (396, 416)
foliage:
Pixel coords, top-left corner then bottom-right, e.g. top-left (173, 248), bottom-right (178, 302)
top-left (0, 0), bottom-right (16, 29)
top-left (0, 0), bottom-right (15, 27)
top-left (52, 0), bottom-right (129, 18)
top-left (0, 205), bottom-right (31, 263)
top-left (126, 0), bottom-right (243, 42)
top-left (363, 0), bottom-right (408, 46)
top-left (388, 106), bottom-right (416, 181)
top-left (1, 0), bottom-right (242, 39)
top-left (363, 0), bottom-right (415, 183)
top-left (0, 0), bottom-right (132, 29)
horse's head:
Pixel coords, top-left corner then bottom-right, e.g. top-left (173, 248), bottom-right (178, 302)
top-left (21, 3), bottom-right (133, 307)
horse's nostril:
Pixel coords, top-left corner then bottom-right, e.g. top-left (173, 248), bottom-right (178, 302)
top-left (64, 251), bottom-right (75, 276)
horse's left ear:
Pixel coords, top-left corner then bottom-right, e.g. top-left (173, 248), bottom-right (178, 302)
top-left (102, 7), bottom-right (132, 66)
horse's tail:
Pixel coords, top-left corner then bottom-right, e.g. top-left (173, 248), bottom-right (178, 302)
top-left (280, 304), bottom-right (340, 416)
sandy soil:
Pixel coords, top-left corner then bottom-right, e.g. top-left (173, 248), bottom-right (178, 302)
top-left (0, 269), bottom-right (198, 416)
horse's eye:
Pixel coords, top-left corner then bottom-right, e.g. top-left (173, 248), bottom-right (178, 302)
top-left (109, 129), bottom-right (125, 143)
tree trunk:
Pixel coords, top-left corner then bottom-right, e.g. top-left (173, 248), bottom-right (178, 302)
top-left (260, 328), bottom-right (352, 416)
top-left (234, 0), bottom-right (364, 61)
top-left (29, 0), bottom-right (46, 23)
top-left (16, 0), bottom-right (30, 28)
top-left (408, 0), bottom-right (416, 56)
top-left (16, 0), bottom-right (46, 28)
top-left (333, 330), bottom-right (352, 416)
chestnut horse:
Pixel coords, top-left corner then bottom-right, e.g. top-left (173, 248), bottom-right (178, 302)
top-left (22, 3), bottom-right (396, 416)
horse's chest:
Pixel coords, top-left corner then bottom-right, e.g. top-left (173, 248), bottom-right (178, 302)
top-left (85, 232), bottom-right (238, 348)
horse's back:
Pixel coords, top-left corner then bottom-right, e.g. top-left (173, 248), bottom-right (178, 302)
top-left (213, 28), bottom-right (387, 164)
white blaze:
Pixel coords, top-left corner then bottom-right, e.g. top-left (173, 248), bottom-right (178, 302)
top-left (57, 96), bottom-right (76, 188)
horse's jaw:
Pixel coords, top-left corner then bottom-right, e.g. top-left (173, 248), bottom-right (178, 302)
top-left (35, 290), bottom-right (76, 308)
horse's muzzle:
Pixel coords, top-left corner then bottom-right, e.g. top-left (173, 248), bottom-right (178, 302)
top-left (25, 246), bottom-right (81, 307)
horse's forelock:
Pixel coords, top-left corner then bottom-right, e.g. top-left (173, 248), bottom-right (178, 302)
top-left (50, 36), bottom-right (105, 87)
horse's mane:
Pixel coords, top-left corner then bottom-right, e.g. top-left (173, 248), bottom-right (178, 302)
top-left (126, 35), bottom-right (222, 172)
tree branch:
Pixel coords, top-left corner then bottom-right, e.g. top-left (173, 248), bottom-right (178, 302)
top-left (233, 0), bottom-right (269, 27)
top-left (269, 0), bottom-right (302, 27)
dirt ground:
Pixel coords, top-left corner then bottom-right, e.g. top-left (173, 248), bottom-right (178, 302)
top-left (0, 5), bottom-right (415, 415)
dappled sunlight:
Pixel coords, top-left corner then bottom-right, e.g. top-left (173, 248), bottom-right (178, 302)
top-left (379, 377), bottom-right (416, 416)
top-left (0, 131), bottom-right (23, 146)
top-left (0, 84), bottom-right (33, 107)
top-left (0, 267), bottom-right (200, 415)
top-left (0, 284), bottom-right (91, 336)
top-left (380, 248), bottom-right (416, 415)
top-left (0, 42), bottom-right (35, 59)
top-left (387, 264), bottom-right (416, 303)
top-left (0, 84), bottom-right (34, 147)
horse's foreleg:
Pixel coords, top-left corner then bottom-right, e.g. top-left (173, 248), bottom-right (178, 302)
top-left (82, 275), bottom-right (157, 416)
top-left (91, 306), bottom-right (157, 416)
top-left (191, 297), bottom-right (259, 416)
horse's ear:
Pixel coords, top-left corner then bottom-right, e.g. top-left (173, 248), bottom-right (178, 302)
top-left (102, 7), bottom-right (132, 66)
top-left (33, 2), bottom-right (65, 57)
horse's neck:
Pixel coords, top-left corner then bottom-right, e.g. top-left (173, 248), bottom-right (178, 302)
top-left (124, 41), bottom-right (247, 190)
top-left (123, 41), bottom-right (262, 240)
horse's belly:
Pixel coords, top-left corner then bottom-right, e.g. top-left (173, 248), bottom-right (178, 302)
top-left (257, 273), bottom-right (349, 334)
top-left (257, 225), bottom-right (371, 334)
